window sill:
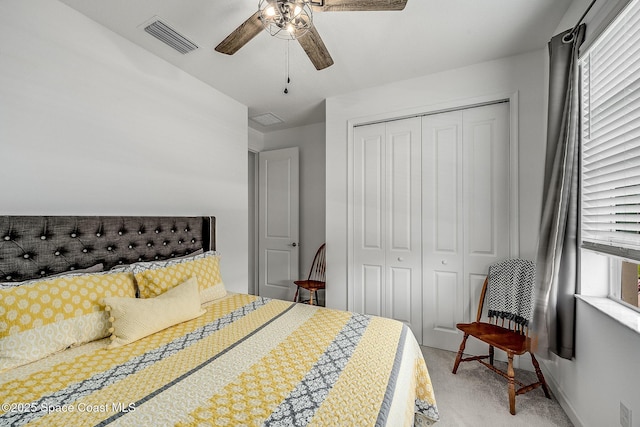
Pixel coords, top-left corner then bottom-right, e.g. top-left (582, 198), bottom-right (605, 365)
top-left (575, 295), bottom-right (640, 335)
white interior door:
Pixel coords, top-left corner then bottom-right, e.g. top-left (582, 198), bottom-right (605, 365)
top-left (353, 118), bottom-right (422, 339)
top-left (422, 103), bottom-right (511, 351)
top-left (258, 147), bottom-right (299, 300)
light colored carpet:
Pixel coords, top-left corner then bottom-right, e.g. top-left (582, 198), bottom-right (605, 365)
top-left (421, 346), bottom-right (573, 427)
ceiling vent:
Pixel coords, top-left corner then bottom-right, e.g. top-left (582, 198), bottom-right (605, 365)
top-left (144, 19), bottom-right (198, 54)
top-left (250, 113), bottom-right (285, 127)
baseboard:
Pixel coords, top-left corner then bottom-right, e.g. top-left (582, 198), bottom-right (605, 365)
top-left (539, 359), bottom-right (585, 427)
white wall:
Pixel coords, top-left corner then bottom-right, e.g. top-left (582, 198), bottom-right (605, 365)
top-left (248, 152), bottom-right (257, 295)
top-left (248, 128), bottom-right (263, 294)
top-left (262, 123), bottom-right (326, 299)
top-left (0, 0), bottom-right (249, 292)
top-left (325, 49), bottom-right (547, 310)
top-left (248, 128), bottom-right (265, 152)
top-left (543, 300), bottom-right (640, 427)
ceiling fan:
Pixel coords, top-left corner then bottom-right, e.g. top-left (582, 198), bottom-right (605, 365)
top-left (215, 0), bottom-right (408, 70)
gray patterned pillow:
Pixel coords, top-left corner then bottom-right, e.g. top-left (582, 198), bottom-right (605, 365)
top-left (0, 263), bottom-right (104, 289)
top-left (110, 248), bottom-right (204, 271)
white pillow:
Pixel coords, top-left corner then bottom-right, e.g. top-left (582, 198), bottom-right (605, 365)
top-left (103, 277), bottom-right (205, 348)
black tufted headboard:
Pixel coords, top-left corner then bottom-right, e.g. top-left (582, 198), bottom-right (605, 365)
top-left (0, 216), bottom-right (215, 283)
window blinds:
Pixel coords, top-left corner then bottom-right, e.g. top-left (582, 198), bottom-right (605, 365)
top-left (580, 0), bottom-right (640, 260)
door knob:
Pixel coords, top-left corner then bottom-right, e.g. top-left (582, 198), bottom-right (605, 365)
top-left (441, 260), bottom-right (448, 265)
top-left (291, 242), bottom-right (298, 247)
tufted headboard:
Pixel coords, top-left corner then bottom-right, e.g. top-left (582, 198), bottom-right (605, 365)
top-left (0, 216), bottom-right (215, 283)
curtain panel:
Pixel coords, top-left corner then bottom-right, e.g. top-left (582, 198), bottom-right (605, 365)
top-left (533, 24), bottom-right (585, 360)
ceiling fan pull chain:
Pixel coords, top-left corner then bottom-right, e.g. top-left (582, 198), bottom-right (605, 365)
top-left (284, 40), bottom-right (290, 94)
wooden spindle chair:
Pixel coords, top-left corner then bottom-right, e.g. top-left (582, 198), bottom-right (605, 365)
top-left (452, 274), bottom-right (551, 415)
top-left (293, 243), bottom-right (325, 305)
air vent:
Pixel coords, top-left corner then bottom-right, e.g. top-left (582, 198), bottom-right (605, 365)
top-left (144, 20), bottom-right (198, 54)
top-left (250, 113), bottom-right (284, 126)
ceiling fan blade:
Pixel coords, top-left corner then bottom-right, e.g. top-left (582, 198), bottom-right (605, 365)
top-left (215, 11), bottom-right (263, 55)
top-left (312, 0), bottom-right (408, 12)
top-left (297, 26), bottom-right (334, 70)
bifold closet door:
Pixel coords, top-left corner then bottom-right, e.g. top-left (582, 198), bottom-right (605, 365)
top-left (353, 117), bottom-right (422, 340)
top-left (422, 103), bottom-right (511, 351)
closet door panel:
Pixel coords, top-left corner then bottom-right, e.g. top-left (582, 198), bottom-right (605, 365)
top-left (386, 118), bottom-right (422, 339)
top-left (434, 271), bottom-right (458, 331)
top-left (353, 124), bottom-right (386, 316)
top-left (423, 103), bottom-right (510, 351)
top-left (353, 118), bottom-right (422, 339)
top-left (422, 111), bottom-right (464, 348)
top-left (463, 103), bottom-right (511, 323)
top-left (363, 264), bottom-right (383, 316)
top-left (466, 119), bottom-right (496, 255)
top-left (389, 266), bottom-right (412, 325)
top-left (388, 129), bottom-right (413, 251)
top-left (435, 129), bottom-right (460, 253)
top-left (469, 272), bottom-right (489, 321)
top-left (362, 137), bottom-right (384, 249)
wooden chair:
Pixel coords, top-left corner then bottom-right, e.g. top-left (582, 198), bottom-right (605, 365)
top-left (293, 243), bottom-right (325, 306)
top-left (452, 271), bottom-right (551, 415)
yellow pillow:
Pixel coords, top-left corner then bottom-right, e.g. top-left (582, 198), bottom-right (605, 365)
top-left (133, 252), bottom-right (226, 303)
top-left (103, 277), bottom-right (205, 348)
top-left (0, 271), bottom-right (136, 371)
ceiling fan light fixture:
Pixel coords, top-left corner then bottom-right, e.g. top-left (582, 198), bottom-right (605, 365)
top-left (259, 0), bottom-right (313, 40)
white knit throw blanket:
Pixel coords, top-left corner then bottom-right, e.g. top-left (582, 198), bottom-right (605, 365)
top-left (487, 259), bottom-right (536, 327)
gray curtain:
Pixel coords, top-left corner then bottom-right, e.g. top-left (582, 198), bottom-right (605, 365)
top-left (533, 24), bottom-right (585, 360)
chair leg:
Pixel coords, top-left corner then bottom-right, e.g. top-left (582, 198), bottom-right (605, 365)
top-left (489, 345), bottom-right (495, 366)
top-left (293, 287), bottom-right (299, 303)
top-left (530, 353), bottom-right (551, 399)
top-left (507, 353), bottom-right (516, 415)
top-left (452, 333), bottom-right (470, 374)
top-left (310, 290), bottom-right (315, 306)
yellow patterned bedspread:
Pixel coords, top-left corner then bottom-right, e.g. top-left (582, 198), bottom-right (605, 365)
top-left (0, 294), bottom-right (439, 426)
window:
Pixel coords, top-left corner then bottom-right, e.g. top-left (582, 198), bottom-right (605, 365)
top-left (609, 260), bottom-right (640, 308)
top-left (580, 0), bottom-right (640, 309)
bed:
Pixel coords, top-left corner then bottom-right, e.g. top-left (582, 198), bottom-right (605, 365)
top-left (0, 216), bottom-right (439, 426)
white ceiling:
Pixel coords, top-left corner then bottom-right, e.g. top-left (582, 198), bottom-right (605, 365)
top-left (59, 0), bottom-right (572, 133)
